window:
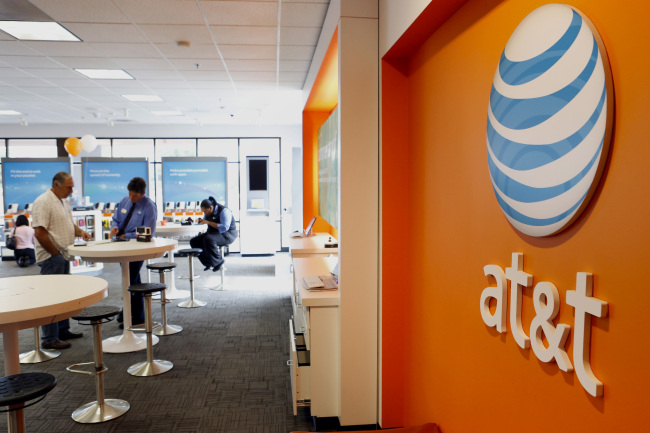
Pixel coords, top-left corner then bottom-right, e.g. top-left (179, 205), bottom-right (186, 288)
top-left (155, 139), bottom-right (196, 162)
top-left (8, 139), bottom-right (57, 158)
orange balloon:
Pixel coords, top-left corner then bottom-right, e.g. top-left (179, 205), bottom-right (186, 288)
top-left (64, 137), bottom-right (82, 156)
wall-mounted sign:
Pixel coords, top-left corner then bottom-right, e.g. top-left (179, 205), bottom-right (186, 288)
top-left (487, 4), bottom-right (613, 237)
top-left (480, 253), bottom-right (608, 397)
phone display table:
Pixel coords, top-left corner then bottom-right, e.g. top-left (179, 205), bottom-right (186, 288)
top-left (0, 275), bottom-right (108, 433)
top-left (67, 238), bottom-right (177, 353)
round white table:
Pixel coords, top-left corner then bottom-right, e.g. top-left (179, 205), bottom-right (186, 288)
top-left (0, 275), bottom-right (108, 433)
top-left (67, 238), bottom-right (177, 353)
top-left (153, 223), bottom-right (206, 299)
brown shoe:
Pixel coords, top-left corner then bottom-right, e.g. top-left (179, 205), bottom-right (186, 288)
top-left (42, 339), bottom-right (71, 350)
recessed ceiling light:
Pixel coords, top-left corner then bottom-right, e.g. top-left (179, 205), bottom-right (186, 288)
top-left (152, 111), bottom-right (183, 116)
top-left (0, 110), bottom-right (23, 116)
top-left (0, 21), bottom-right (80, 41)
top-left (75, 69), bottom-right (134, 80)
top-left (122, 94), bottom-right (163, 102)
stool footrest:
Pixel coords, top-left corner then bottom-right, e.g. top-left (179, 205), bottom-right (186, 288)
top-left (66, 362), bottom-right (107, 376)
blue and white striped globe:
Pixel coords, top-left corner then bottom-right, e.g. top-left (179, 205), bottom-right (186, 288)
top-left (487, 4), bottom-right (611, 237)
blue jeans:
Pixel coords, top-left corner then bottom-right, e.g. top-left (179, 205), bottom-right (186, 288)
top-left (39, 254), bottom-right (71, 343)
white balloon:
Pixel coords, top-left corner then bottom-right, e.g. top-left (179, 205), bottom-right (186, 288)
top-left (81, 134), bottom-right (97, 153)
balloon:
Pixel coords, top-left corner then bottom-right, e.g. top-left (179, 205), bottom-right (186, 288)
top-left (81, 134), bottom-right (97, 153)
top-left (64, 137), bottom-right (82, 156)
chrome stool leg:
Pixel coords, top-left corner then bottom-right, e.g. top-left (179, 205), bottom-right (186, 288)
top-left (154, 270), bottom-right (182, 335)
top-left (178, 253), bottom-right (206, 308)
top-left (20, 327), bottom-right (60, 363)
top-left (128, 293), bottom-right (173, 377)
top-left (67, 314), bottom-right (129, 423)
top-left (211, 246), bottom-right (226, 291)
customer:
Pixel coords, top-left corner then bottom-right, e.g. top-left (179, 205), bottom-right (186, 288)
top-left (110, 177), bottom-right (157, 327)
top-left (190, 196), bottom-right (238, 271)
top-left (12, 214), bottom-right (35, 267)
top-left (32, 171), bottom-right (92, 350)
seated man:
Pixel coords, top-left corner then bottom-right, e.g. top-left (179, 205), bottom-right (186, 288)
top-left (190, 196), bottom-right (238, 271)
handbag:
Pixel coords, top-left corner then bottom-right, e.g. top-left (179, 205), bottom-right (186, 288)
top-left (5, 228), bottom-right (16, 250)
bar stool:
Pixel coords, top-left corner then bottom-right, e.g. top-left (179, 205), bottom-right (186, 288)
top-left (127, 283), bottom-right (173, 377)
top-left (177, 248), bottom-right (206, 308)
top-left (146, 262), bottom-right (183, 336)
top-left (19, 328), bottom-right (60, 364)
top-left (67, 306), bottom-right (129, 424)
top-left (210, 245), bottom-right (226, 291)
top-left (0, 372), bottom-right (57, 431)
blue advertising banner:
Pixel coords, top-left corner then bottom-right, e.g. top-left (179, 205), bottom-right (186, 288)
top-left (82, 158), bottom-right (148, 204)
top-left (162, 158), bottom-right (227, 205)
top-left (2, 158), bottom-right (71, 211)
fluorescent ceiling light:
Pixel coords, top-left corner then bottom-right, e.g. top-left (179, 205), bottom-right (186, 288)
top-left (75, 69), bottom-right (134, 80)
top-left (122, 94), bottom-right (163, 102)
top-left (0, 110), bottom-right (23, 116)
top-left (152, 111), bottom-right (183, 116)
top-left (0, 21), bottom-right (80, 41)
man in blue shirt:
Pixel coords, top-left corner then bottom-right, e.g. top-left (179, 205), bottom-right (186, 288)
top-left (110, 177), bottom-right (157, 326)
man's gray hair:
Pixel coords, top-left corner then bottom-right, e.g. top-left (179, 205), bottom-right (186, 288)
top-left (52, 171), bottom-right (71, 186)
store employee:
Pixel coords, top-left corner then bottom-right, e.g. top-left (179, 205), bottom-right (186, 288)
top-left (110, 177), bottom-right (157, 326)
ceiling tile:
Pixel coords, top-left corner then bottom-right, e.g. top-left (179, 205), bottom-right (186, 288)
top-left (179, 70), bottom-right (230, 81)
top-left (45, 78), bottom-right (103, 88)
top-left (220, 45), bottom-right (276, 60)
top-left (0, 56), bottom-right (63, 68)
top-left (279, 71), bottom-right (307, 82)
top-left (155, 43), bottom-right (220, 60)
top-left (139, 24), bottom-right (213, 44)
top-left (279, 60), bottom-right (310, 72)
top-left (128, 70), bottom-right (183, 80)
top-left (29, 0), bottom-right (131, 23)
top-left (210, 26), bottom-right (277, 45)
top-left (281, 2), bottom-right (329, 27)
top-left (21, 68), bottom-right (81, 79)
top-left (0, 68), bottom-right (30, 78)
top-left (185, 80), bottom-right (233, 89)
top-left (0, 77), bottom-right (53, 87)
top-left (63, 23), bottom-right (148, 44)
top-left (21, 41), bottom-right (102, 57)
top-left (201, 1), bottom-right (279, 26)
top-left (280, 45), bottom-right (315, 60)
top-left (144, 80), bottom-right (191, 89)
top-left (112, 58), bottom-right (175, 70)
top-left (227, 59), bottom-right (276, 71)
top-left (231, 71), bottom-right (276, 82)
top-left (169, 58), bottom-right (225, 71)
top-left (88, 43), bottom-right (161, 58)
top-left (114, 0), bottom-right (205, 25)
top-left (280, 27), bottom-right (321, 46)
top-left (0, 41), bottom-right (41, 56)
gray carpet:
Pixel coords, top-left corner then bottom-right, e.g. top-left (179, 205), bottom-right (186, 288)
top-left (0, 253), bottom-right (315, 432)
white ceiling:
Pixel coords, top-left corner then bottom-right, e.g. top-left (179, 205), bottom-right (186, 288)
top-left (0, 0), bottom-right (330, 127)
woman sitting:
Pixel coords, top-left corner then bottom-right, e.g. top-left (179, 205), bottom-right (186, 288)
top-left (12, 214), bottom-right (36, 267)
top-left (190, 196), bottom-right (238, 271)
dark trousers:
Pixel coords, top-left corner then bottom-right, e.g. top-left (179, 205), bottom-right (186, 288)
top-left (14, 248), bottom-right (36, 265)
top-left (190, 231), bottom-right (234, 268)
top-left (125, 260), bottom-right (145, 324)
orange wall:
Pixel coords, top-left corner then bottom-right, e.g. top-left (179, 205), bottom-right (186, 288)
top-left (382, 0), bottom-right (650, 431)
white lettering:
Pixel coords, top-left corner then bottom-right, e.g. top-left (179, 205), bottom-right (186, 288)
top-left (566, 272), bottom-right (608, 397)
top-left (480, 264), bottom-right (507, 333)
top-left (505, 252), bottom-right (533, 349)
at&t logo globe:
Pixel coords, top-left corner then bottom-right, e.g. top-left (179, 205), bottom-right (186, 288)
top-left (487, 4), bottom-right (613, 237)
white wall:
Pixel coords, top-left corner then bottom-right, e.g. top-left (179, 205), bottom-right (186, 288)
top-left (379, 0), bottom-right (432, 57)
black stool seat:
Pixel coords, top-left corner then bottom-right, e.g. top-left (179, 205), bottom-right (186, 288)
top-left (178, 248), bottom-right (202, 255)
top-left (146, 262), bottom-right (177, 271)
top-left (72, 306), bottom-right (121, 323)
top-left (0, 373), bottom-right (57, 409)
top-left (128, 282), bottom-right (165, 295)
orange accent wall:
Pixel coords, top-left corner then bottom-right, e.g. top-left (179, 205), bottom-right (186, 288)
top-left (382, 0), bottom-right (650, 431)
top-left (303, 28), bottom-right (339, 238)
